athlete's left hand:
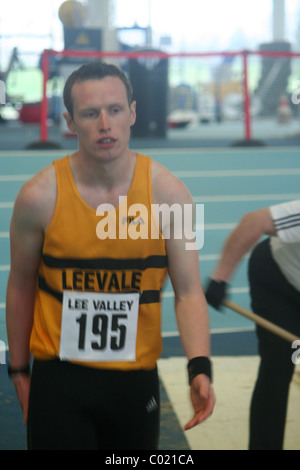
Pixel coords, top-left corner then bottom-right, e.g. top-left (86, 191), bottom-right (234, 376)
top-left (184, 374), bottom-right (215, 430)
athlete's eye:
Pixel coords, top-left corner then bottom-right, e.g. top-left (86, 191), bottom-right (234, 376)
top-left (82, 110), bottom-right (97, 118)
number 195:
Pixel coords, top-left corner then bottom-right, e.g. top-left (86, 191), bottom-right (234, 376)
top-left (76, 313), bottom-right (127, 351)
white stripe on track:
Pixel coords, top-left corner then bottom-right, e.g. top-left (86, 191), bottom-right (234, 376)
top-left (0, 175), bottom-right (32, 181)
top-left (1, 169), bottom-right (300, 183)
top-left (174, 168), bottom-right (300, 178)
top-left (193, 193), bottom-right (300, 203)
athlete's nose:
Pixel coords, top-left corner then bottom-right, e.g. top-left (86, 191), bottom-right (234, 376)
top-left (99, 109), bottom-right (110, 131)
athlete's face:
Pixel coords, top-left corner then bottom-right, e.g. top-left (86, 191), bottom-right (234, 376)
top-left (64, 77), bottom-right (136, 162)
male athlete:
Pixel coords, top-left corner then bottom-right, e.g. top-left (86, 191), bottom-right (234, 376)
top-left (6, 62), bottom-right (215, 449)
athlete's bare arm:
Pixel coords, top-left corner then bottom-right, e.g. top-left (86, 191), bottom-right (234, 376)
top-left (151, 161), bottom-right (215, 429)
top-left (211, 207), bottom-right (276, 282)
top-left (6, 164), bottom-right (56, 421)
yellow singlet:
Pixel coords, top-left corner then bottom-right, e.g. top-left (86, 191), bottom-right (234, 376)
top-left (30, 154), bottom-right (168, 370)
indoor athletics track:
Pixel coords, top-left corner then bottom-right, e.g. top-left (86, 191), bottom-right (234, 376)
top-left (0, 146), bottom-right (299, 449)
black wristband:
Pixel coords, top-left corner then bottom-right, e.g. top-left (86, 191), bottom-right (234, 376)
top-left (187, 357), bottom-right (212, 385)
top-left (7, 363), bottom-right (31, 378)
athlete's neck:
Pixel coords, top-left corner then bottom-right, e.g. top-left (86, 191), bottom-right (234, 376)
top-left (68, 151), bottom-right (137, 208)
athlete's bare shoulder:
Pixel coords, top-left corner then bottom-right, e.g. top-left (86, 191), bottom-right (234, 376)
top-left (150, 158), bottom-right (193, 206)
top-left (13, 163), bottom-right (57, 231)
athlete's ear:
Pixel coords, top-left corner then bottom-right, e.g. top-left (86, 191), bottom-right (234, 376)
top-left (130, 101), bottom-right (136, 127)
top-left (63, 112), bottom-right (77, 134)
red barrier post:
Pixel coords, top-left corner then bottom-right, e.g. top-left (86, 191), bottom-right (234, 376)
top-left (242, 50), bottom-right (252, 141)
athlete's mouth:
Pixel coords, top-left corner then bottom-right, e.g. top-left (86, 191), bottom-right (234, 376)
top-left (97, 137), bottom-right (116, 144)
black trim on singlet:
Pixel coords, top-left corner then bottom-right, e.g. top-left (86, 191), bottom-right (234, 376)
top-left (42, 254), bottom-right (168, 271)
top-left (38, 275), bottom-right (162, 305)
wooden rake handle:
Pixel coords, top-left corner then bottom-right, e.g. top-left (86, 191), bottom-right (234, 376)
top-left (222, 299), bottom-right (299, 344)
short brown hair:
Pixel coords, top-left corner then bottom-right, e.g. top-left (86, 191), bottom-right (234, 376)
top-left (63, 61), bottom-right (133, 119)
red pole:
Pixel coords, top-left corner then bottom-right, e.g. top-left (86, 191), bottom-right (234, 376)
top-left (40, 49), bottom-right (49, 142)
top-left (242, 50), bottom-right (251, 141)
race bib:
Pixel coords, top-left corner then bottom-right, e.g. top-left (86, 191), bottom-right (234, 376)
top-left (59, 291), bottom-right (139, 362)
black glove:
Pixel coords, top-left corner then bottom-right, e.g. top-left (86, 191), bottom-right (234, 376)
top-left (205, 278), bottom-right (228, 311)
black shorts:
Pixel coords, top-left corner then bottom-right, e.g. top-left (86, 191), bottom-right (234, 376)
top-left (248, 238), bottom-right (300, 344)
top-left (27, 359), bottom-right (160, 450)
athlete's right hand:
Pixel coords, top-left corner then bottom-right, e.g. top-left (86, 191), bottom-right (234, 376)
top-left (12, 374), bottom-right (31, 423)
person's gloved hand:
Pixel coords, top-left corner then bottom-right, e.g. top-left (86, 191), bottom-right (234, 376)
top-left (205, 278), bottom-right (228, 311)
